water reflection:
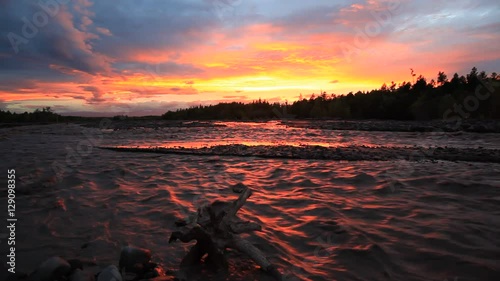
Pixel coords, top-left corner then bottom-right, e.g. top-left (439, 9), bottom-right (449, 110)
top-left (3, 123), bottom-right (500, 281)
top-left (102, 121), bottom-right (500, 150)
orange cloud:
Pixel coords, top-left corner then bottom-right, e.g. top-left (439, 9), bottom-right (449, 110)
top-left (1, 1), bottom-right (499, 115)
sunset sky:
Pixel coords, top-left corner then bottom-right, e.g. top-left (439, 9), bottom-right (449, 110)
top-left (1, 0), bottom-right (499, 116)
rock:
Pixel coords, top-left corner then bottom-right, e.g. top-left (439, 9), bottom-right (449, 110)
top-left (80, 239), bottom-right (119, 261)
top-left (140, 265), bottom-right (161, 279)
top-left (97, 265), bottom-right (122, 281)
top-left (118, 246), bottom-right (151, 273)
top-left (28, 256), bottom-right (72, 281)
top-left (70, 269), bottom-right (95, 281)
top-left (67, 259), bottom-right (84, 271)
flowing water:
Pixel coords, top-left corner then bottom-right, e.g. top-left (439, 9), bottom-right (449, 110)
top-left (1, 122), bottom-right (499, 281)
top-left (101, 121), bottom-right (500, 149)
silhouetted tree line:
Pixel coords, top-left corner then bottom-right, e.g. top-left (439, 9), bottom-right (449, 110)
top-left (163, 67), bottom-right (500, 120)
top-left (0, 107), bottom-right (62, 123)
top-left (163, 98), bottom-right (281, 120)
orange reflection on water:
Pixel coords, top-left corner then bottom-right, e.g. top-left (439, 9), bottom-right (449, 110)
top-left (116, 140), bottom-right (349, 149)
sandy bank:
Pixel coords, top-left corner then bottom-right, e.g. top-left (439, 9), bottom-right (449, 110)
top-left (98, 144), bottom-right (500, 163)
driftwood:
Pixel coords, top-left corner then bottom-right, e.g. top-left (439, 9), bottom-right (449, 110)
top-left (169, 187), bottom-right (282, 280)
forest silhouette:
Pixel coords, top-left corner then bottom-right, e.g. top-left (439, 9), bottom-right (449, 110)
top-left (0, 107), bottom-right (62, 123)
top-left (1, 67), bottom-right (498, 123)
top-left (162, 67), bottom-right (499, 120)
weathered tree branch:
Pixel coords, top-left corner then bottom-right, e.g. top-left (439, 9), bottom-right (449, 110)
top-left (230, 237), bottom-right (282, 280)
top-left (226, 187), bottom-right (252, 219)
top-left (169, 187), bottom-right (283, 280)
top-left (230, 221), bottom-right (262, 234)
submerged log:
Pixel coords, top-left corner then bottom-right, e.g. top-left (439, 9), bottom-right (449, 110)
top-left (169, 187), bottom-right (282, 280)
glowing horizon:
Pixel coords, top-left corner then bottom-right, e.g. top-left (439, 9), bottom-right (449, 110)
top-left (0, 0), bottom-right (499, 116)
